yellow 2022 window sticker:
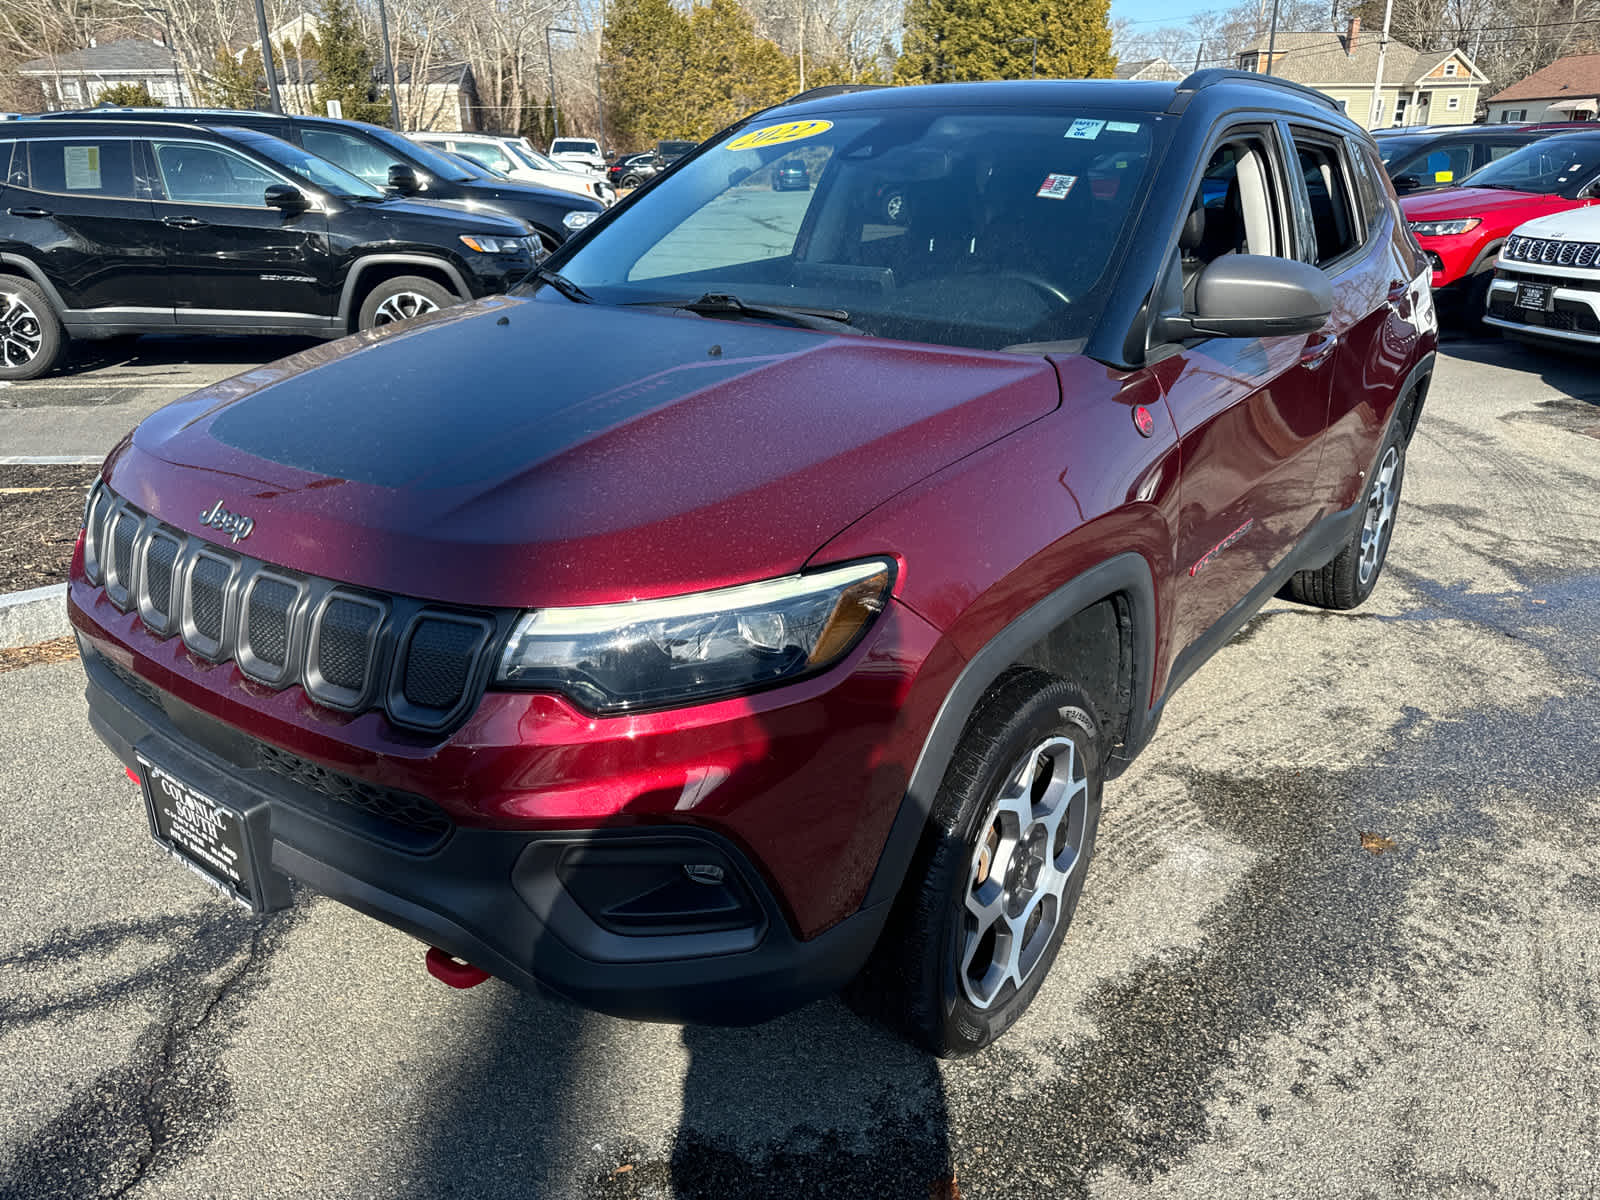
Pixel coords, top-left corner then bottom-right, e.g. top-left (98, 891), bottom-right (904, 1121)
top-left (726, 120), bottom-right (834, 152)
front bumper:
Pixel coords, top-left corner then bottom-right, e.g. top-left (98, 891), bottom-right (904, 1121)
top-left (79, 633), bottom-right (893, 1023)
top-left (1484, 269), bottom-right (1600, 345)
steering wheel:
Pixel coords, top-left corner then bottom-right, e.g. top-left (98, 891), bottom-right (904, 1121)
top-left (990, 271), bottom-right (1072, 308)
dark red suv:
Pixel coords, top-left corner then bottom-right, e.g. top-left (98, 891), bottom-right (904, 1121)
top-left (70, 71), bottom-right (1437, 1055)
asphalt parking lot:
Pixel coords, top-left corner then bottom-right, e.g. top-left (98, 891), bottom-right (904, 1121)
top-left (0, 332), bottom-right (1597, 1198)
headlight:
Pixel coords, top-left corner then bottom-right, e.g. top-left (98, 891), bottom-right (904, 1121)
top-left (459, 234), bottom-right (528, 254)
top-left (563, 210), bottom-right (598, 231)
top-left (1407, 218), bottom-right (1481, 237)
top-left (495, 559), bottom-right (894, 712)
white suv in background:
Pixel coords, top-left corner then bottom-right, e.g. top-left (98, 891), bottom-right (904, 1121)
top-left (1486, 208), bottom-right (1600, 348)
top-left (410, 133), bottom-right (614, 204)
top-left (549, 137), bottom-right (606, 173)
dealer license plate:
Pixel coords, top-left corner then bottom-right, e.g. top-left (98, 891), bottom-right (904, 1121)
top-left (138, 754), bottom-right (264, 911)
top-left (1516, 282), bottom-right (1552, 311)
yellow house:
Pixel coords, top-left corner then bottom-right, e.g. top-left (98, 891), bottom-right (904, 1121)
top-left (1236, 19), bottom-right (1486, 130)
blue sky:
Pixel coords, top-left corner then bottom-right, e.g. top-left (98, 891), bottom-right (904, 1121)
top-left (1111, 0), bottom-right (1221, 29)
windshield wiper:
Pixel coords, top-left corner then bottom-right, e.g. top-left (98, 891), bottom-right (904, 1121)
top-left (634, 292), bottom-right (854, 332)
top-left (526, 264), bottom-right (594, 304)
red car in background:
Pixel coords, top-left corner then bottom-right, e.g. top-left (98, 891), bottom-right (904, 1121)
top-left (1401, 131), bottom-right (1600, 319)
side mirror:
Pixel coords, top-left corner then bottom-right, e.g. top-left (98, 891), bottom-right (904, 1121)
top-left (387, 164), bottom-right (420, 194)
top-left (1392, 174), bottom-right (1423, 193)
top-left (263, 183), bottom-right (308, 212)
top-left (1155, 255), bottom-right (1332, 342)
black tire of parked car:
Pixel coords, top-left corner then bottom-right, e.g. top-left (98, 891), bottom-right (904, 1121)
top-left (620, 173), bottom-right (644, 189)
top-left (848, 669), bottom-right (1104, 1057)
top-left (357, 275), bottom-right (459, 331)
top-left (0, 276), bottom-right (65, 382)
top-left (1285, 421), bottom-right (1407, 610)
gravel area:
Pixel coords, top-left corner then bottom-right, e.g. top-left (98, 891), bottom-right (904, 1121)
top-left (0, 465), bottom-right (98, 593)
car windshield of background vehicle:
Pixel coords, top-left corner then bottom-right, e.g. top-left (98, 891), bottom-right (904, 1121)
top-left (249, 136), bottom-right (384, 199)
top-left (1377, 137), bottom-right (1428, 167)
top-left (1460, 135), bottom-right (1600, 194)
top-left (552, 140), bottom-right (595, 155)
top-left (553, 109), bottom-right (1168, 353)
top-left (363, 125), bottom-right (474, 182)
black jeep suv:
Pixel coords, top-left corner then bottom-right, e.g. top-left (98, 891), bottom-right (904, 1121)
top-left (0, 119), bottom-right (546, 379)
top-left (39, 108), bottom-right (603, 249)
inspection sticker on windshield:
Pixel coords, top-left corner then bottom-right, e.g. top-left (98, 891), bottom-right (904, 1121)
top-left (726, 120), bottom-right (833, 152)
top-left (1036, 173), bottom-right (1078, 199)
top-left (1105, 121), bottom-right (1142, 134)
top-left (1064, 119), bottom-right (1106, 140)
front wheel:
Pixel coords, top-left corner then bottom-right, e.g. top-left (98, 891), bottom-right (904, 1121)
top-left (849, 670), bottom-right (1103, 1056)
top-left (0, 278), bottom-right (65, 381)
top-left (357, 275), bottom-right (458, 331)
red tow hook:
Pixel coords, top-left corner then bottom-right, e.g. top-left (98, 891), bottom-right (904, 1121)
top-left (425, 946), bottom-right (490, 989)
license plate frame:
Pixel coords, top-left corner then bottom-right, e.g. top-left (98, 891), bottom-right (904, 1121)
top-left (137, 752), bottom-right (287, 913)
top-left (1515, 282), bottom-right (1552, 311)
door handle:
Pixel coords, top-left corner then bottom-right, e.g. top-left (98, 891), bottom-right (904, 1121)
top-left (7, 206), bottom-right (51, 218)
top-left (161, 215), bottom-right (207, 228)
top-left (1300, 332), bottom-right (1339, 369)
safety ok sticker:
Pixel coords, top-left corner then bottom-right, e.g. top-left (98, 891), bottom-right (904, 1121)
top-left (1036, 173), bottom-right (1078, 199)
top-left (726, 120), bottom-right (834, 152)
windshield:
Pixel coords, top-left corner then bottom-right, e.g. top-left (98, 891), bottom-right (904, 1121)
top-left (553, 108), bottom-right (1167, 353)
top-left (506, 142), bottom-right (550, 171)
top-left (552, 140), bottom-right (596, 155)
top-left (1460, 135), bottom-right (1600, 194)
top-left (1377, 137), bottom-right (1427, 167)
top-left (247, 135), bottom-right (385, 198)
top-left (363, 125), bottom-right (473, 182)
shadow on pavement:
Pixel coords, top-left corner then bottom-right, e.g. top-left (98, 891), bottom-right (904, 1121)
top-left (63, 334), bottom-right (321, 377)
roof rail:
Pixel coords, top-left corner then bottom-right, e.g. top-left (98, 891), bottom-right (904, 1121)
top-left (1172, 68), bottom-right (1341, 114)
top-left (782, 83), bottom-right (886, 105)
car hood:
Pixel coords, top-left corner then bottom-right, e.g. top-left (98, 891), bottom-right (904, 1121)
top-left (1505, 205), bottom-right (1600, 240)
top-left (1399, 186), bottom-right (1573, 221)
top-left (112, 297), bottom-right (1060, 609)
top-left (454, 177), bottom-right (602, 212)
top-left (353, 196), bottom-right (530, 236)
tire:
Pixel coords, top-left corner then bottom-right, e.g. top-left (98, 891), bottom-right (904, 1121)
top-left (1465, 265), bottom-right (1496, 334)
top-left (0, 277), bottom-right (65, 381)
top-left (848, 669), bottom-right (1104, 1057)
top-left (620, 173), bottom-right (642, 189)
top-left (356, 275), bottom-right (458, 331)
top-left (1284, 422), bottom-right (1406, 610)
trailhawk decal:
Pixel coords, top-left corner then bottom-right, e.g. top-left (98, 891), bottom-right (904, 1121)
top-left (726, 120), bottom-right (833, 151)
top-left (1190, 518), bottom-right (1253, 577)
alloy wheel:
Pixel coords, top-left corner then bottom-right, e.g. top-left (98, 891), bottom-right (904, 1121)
top-left (372, 291), bottom-right (442, 326)
top-left (0, 292), bottom-right (44, 369)
top-left (1358, 445), bottom-right (1400, 586)
top-left (959, 735), bottom-right (1089, 1010)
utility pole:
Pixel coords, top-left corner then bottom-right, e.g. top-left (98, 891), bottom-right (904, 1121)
top-left (252, 0), bottom-right (282, 112)
top-left (798, 0), bottom-right (805, 92)
top-left (1368, 0), bottom-right (1395, 130)
top-left (1264, 0), bottom-right (1281, 75)
top-left (545, 25), bottom-right (576, 140)
top-left (376, 0), bottom-right (402, 129)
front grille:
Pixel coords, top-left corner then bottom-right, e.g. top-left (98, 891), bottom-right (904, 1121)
top-left (84, 486), bottom-right (506, 734)
top-left (255, 743), bottom-right (453, 842)
top-left (1504, 235), bottom-right (1600, 268)
top-left (104, 655), bottom-right (165, 711)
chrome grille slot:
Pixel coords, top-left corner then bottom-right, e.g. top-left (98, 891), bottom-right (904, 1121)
top-left (82, 482), bottom-right (109, 584)
top-left (1578, 244), bottom-right (1598, 269)
top-left (307, 592), bottom-right (385, 709)
top-left (137, 529), bottom-right (182, 634)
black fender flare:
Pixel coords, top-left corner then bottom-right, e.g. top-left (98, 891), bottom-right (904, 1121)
top-left (861, 551), bottom-right (1159, 911)
top-left (337, 255), bottom-right (473, 328)
top-left (0, 253), bottom-right (69, 314)
top-left (1395, 348), bottom-right (1436, 445)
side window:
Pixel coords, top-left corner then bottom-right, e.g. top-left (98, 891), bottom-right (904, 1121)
top-left (152, 142), bottom-right (278, 206)
top-left (1349, 142), bottom-right (1390, 232)
top-left (1421, 144), bottom-right (1472, 184)
top-left (1487, 142), bottom-right (1524, 162)
top-left (1180, 136), bottom-right (1286, 268)
top-left (302, 128), bottom-right (399, 187)
top-left (461, 143), bottom-right (512, 173)
top-left (1288, 131), bottom-right (1360, 267)
top-left (24, 139), bottom-right (139, 198)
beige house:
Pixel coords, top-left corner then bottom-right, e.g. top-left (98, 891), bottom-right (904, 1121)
top-left (1236, 19), bottom-right (1486, 130)
top-left (1486, 54), bottom-right (1600, 123)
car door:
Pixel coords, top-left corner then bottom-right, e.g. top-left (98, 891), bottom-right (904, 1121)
top-left (1287, 126), bottom-right (1422, 517)
top-left (1148, 125), bottom-right (1336, 668)
top-left (147, 137), bottom-right (331, 329)
top-left (7, 134), bottom-right (170, 321)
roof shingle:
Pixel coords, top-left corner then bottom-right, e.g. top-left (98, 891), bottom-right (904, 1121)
top-left (1489, 53), bottom-right (1600, 103)
top-left (20, 38), bottom-right (177, 75)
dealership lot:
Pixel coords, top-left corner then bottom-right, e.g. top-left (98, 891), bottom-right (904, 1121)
top-left (0, 334), bottom-right (1597, 1197)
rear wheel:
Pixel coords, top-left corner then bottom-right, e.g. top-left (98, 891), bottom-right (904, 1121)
top-left (1285, 424), bottom-right (1406, 610)
top-left (0, 278), bottom-right (64, 381)
top-left (357, 275), bottom-right (458, 331)
top-left (849, 670), bottom-right (1103, 1056)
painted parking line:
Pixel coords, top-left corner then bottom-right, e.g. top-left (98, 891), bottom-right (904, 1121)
top-left (0, 455), bottom-right (105, 465)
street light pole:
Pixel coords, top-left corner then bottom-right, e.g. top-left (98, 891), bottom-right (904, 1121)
top-left (143, 7), bottom-right (183, 104)
top-left (1263, 0), bottom-right (1281, 75)
top-left (375, 0), bottom-right (402, 129)
top-left (252, 0), bottom-right (282, 112)
top-left (545, 25), bottom-right (577, 140)
top-left (1008, 36), bottom-right (1038, 79)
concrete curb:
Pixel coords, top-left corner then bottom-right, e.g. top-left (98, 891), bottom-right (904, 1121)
top-left (0, 583), bottom-right (69, 649)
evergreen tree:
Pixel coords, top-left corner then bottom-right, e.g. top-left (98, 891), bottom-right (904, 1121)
top-left (897, 0), bottom-right (1115, 84)
top-left (96, 81), bottom-right (161, 106)
top-left (682, 0), bottom-right (795, 137)
top-left (314, 0), bottom-right (390, 124)
top-left (602, 0), bottom-right (695, 147)
top-left (199, 46), bottom-right (267, 109)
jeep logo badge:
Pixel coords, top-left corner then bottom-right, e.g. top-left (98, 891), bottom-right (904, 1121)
top-left (199, 500), bottom-right (255, 543)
